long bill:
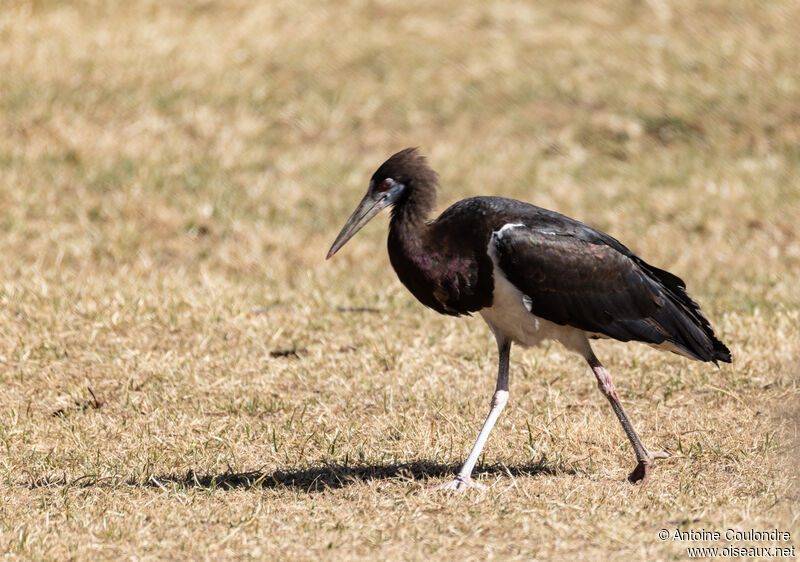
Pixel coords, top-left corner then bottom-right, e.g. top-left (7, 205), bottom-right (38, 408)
top-left (326, 192), bottom-right (389, 259)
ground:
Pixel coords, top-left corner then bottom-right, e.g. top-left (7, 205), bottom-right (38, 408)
top-left (1, 0), bottom-right (798, 559)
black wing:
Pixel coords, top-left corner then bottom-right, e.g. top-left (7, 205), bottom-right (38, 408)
top-left (491, 224), bottom-right (731, 364)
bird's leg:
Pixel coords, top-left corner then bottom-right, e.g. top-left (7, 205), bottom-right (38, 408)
top-left (586, 351), bottom-right (669, 484)
top-left (438, 336), bottom-right (511, 492)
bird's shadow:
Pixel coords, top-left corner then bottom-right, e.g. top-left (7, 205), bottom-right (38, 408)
top-left (28, 459), bottom-right (573, 493)
top-left (146, 459), bottom-right (572, 492)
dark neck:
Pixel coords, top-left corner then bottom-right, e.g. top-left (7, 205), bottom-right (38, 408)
top-left (389, 182), bottom-right (437, 240)
top-left (386, 181), bottom-right (444, 313)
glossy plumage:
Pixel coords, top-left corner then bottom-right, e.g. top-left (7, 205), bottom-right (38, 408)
top-left (328, 147), bottom-right (731, 489)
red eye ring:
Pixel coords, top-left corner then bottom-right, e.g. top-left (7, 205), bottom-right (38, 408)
top-left (379, 178), bottom-right (394, 192)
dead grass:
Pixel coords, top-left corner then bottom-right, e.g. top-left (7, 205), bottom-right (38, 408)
top-left (1, 0), bottom-right (798, 559)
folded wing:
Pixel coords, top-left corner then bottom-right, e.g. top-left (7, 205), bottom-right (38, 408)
top-left (490, 224), bottom-right (731, 364)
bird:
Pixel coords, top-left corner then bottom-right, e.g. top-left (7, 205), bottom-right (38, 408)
top-left (326, 148), bottom-right (731, 490)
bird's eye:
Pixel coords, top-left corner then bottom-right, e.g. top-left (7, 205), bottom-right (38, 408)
top-left (379, 178), bottom-right (394, 192)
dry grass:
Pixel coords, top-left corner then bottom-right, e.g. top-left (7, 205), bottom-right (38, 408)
top-left (1, 0), bottom-right (799, 559)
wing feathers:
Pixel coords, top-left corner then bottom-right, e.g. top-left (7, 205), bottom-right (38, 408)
top-left (491, 224), bottom-right (731, 363)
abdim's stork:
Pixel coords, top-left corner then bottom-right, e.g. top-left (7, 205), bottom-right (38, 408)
top-left (327, 148), bottom-right (731, 490)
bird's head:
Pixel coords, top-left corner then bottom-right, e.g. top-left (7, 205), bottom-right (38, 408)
top-left (326, 148), bottom-right (434, 259)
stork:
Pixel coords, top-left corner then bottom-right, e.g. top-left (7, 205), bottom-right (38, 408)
top-left (326, 148), bottom-right (731, 490)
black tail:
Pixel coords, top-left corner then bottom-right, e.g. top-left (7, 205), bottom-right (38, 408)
top-left (645, 264), bottom-right (732, 365)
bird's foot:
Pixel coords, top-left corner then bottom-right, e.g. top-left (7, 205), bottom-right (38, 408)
top-left (432, 475), bottom-right (487, 492)
top-left (628, 450), bottom-right (671, 484)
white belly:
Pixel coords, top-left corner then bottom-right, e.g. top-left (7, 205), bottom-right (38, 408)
top-left (480, 264), bottom-right (591, 356)
top-left (482, 224), bottom-right (592, 357)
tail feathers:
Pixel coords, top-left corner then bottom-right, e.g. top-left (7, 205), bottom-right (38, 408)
top-left (654, 298), bottom-right (732, 364)
top-left (711, 337), bottom-right (732, 364)
top-left (641, 263), bottom-right (732, 365)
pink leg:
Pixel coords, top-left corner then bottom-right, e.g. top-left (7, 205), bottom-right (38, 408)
top-left (587, 351), bottom-right (669, 483)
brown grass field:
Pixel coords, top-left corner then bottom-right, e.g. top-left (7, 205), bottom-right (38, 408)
top-left (1, 0), bottom-right (799, 559)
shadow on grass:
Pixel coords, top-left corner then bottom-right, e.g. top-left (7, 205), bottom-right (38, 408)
top-left (147, 459), bottom-right (572, 492)
top-left (27, 459), bottom-right (574, 492)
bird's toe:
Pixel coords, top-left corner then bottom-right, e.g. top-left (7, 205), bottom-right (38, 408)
top-left (628, 449), bottom-right (671, 484)
top-left (628, 461), bottom-right (651, 484)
